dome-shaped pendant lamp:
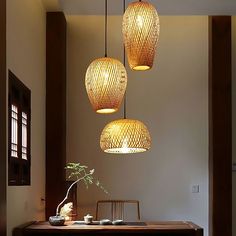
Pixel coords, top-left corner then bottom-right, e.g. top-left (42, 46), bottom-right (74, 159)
top-left (122, 0), bottom-right (160, 71)
top-left (100, 118), bottom-right (151, 154)
top-left (85, 0), bottom-right (127, 114)
top-left (100, 0), bottom-right (151, 154)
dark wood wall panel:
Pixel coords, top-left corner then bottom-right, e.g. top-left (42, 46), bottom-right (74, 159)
top-left (46, 12), bottom-right (67, 219)
top-left (209, 16), bottom-right (232, 236)
top-left (0, 0), bottom-right (7, 235)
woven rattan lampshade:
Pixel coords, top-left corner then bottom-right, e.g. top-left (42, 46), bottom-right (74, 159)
top-left (100, 119), bottom-right (151, 154)
top-left (85, 57), bottom-right (127, 114)
top-left (122, 1), bottom-right (160, 71)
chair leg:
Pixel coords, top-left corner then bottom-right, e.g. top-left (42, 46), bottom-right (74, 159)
top-left (111, 202), bottom-right (114, 221)
top-left (95, 202), bottom-right (99, 220)
top-left (137, 202), bottom-right (140, 220)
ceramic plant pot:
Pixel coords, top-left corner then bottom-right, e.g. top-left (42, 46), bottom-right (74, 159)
top-left (49, 215), bottom-right (65, 226)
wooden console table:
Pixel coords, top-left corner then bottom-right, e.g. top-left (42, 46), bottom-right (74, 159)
top-left (13, 221), bottom-right (203, 236)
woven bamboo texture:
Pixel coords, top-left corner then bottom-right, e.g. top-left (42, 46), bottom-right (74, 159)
top-left (85, 57), bottom-right (127, 114)
top-left (100, 119), bottom-right (151, 153)
top-left (122, 1), bottom-right (160, 71)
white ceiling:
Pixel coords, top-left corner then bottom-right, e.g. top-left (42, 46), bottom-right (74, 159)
top-left (42, 0), bottom-right (236, 15)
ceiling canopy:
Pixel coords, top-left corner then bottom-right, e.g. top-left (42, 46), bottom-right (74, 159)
top-left (42, 0), bottom-right (236, 15)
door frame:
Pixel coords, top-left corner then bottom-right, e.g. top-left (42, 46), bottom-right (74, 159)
top-left (208, 16), bottom-right (232, 236)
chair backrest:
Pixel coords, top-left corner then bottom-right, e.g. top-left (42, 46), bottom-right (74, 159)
top-left (95, 200), bottom-right (140, 221)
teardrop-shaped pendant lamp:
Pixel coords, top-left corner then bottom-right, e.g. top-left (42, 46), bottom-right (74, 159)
top-left (122, 0), bottom-right (160, 71)
top-left (100, 118), bottom-right (151, 154)
top-left (85, 0), bottom-right (127, 114)
top-left (85, 57), bottom-right (127, 114)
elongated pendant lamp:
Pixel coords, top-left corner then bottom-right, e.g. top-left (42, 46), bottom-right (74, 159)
top-left (85, 0), bottom-right (127, 114)
top-left (100, 0), bottom-right (151, 154)
top-left (122, 0), bottom-right (160, 71)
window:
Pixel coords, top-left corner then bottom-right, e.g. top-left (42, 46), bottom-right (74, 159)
top-left (8, 71), bottom-right (31, 186)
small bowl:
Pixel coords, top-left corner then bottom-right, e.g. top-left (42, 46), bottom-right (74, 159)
top-left (100, 219), bottom-right (112, 225)
top-left (112, 219), bottom-right (124, 225)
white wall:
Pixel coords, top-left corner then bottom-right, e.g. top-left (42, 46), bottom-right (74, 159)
top-left (67, 16), bottom-right (208, 234)
top-left (7, 0), bottom-right (46, 235)
top-left (232, 15), bottom-right (236, 236)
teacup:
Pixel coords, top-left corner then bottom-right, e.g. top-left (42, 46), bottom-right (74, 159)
top-left (84, 214), bottom-right (93, 224)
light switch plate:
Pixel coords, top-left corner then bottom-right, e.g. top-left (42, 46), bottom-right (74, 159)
top-left (192, 185), bottom-right (200, 193)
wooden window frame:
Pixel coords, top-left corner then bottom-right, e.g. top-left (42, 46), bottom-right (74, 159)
top-left (8, 70), bottom-right (31, 186)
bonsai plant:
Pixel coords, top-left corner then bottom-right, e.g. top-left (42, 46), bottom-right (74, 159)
top-left (49, 162), bottom-right (108, 226)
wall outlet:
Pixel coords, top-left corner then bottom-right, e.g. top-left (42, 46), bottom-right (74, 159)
top-left (192, 185), bottom-right (200, 193)
top-left (232, 162), bottom-right (236, 172)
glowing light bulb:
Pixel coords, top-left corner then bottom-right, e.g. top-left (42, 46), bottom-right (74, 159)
top-left (137, 15), bottom-right (143, 28)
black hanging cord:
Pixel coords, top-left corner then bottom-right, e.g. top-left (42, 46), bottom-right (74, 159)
top-left (123, 0), bottom-right (127, 119)
top-left (123, 0), bottom-right (126, 69)
top-left (105, 0), bottom-right (108, 57)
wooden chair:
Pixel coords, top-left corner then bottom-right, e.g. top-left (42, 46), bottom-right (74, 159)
top-left (95, 200), bottom-right (140, 221)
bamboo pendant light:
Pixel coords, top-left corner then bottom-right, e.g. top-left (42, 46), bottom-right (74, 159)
top-left (100, 118), bottom-right (151, 154)
top-left (85, 0), bottom-right (127, 114)
top-left (100, 0), bottom-right (151, 154)
top-left (122, 0), bottom-right (160, 71)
